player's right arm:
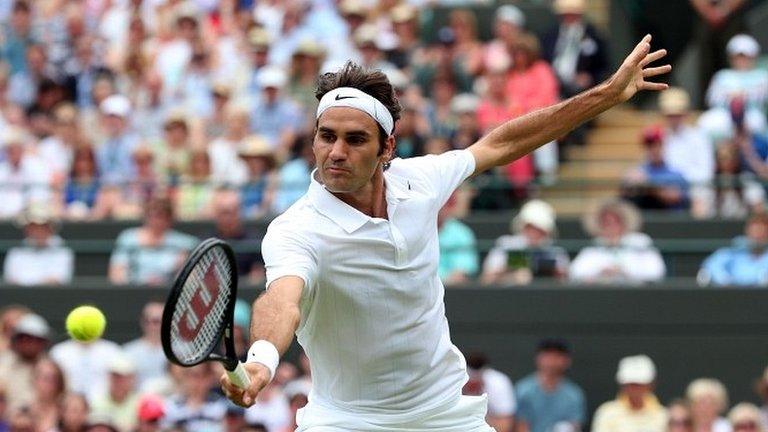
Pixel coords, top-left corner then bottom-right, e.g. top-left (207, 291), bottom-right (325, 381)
top-left (220, 276), bottom-right (303, 407)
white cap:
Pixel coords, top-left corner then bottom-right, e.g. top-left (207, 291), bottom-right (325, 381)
top-left (258, 66), bottom-right (287, 89)
top-left (450, 93), bottom-right (480, 114)
top-left (100, 95), bottom-right (131, 117)
top-left (513, 200), bottom-right (556, 234)
top-left (108, 353), bottom-right (137, 375)
top-left (727, 34), bottom-right (760, 57)
top-left (13, 313), bottom-right (50, 339)
top-left (616, 355), bottom-right (656, 385)
top-left (496, 5), bottom-right (525, 27)
top-left (384, 68), bottom-right (409, 90)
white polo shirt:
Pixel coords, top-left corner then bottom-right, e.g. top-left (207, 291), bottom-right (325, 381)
top-left (262, 150), bottom-right (476, 423)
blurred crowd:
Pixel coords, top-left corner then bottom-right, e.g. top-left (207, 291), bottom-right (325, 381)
top-left (0, 0), bottom-right (614, 224)
top-left (2, 304), bottom-right (768, 432)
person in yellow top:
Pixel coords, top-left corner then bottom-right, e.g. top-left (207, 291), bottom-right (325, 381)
top-left (592, 355), bottom-right (668, 432)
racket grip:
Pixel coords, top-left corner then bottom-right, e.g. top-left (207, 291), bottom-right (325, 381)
top-left (227, 362), bottom-right (251, 389)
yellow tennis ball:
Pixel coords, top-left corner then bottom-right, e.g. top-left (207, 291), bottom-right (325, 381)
top-left (65, 306), bottom-right (106, 342)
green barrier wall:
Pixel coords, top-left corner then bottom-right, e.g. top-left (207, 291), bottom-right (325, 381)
top-left (3, 282), bottom-right (767, 422)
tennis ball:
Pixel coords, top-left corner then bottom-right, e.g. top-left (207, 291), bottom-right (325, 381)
top-left (65, 306), bottom-right (106, 342)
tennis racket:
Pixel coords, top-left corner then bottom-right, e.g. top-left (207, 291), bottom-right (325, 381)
top-left (161, 238), bottom-right (251, 389)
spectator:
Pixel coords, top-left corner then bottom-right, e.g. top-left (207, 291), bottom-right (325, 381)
top-left (668, 399), bottom-right (695, 432)
top-left (755, 366), bottom-right (768, 426)
top-left (0, 1), bottom-right (34, 76)
top-left (58, 393), bottom-right (90, 432)
top-left (394, 105), bottom-right (427, 158)
top-left (272, 136), bottom-right (313, 215)
top-left (244, 382), bottom-right (290, 432)
top-left (94, 144), bottom-right (162, 220)
top-left (592, 355), bottom-right (667, 432)
top-left (108, 196), bottom-right (198, 286)
top-left (8, 44), bottom-right (55, 109)
top-left (123, 301), bottom-right (166, 391)
top-left (438, 191), bottom-right (479, 285)
top-left (287, 39), bottom-right (325, 117)
top-left (63, 145), bottom-right (100, 219)
top-left (482, 5), bottom-right (524, 73)
top-left (175, 149), bottom-right (216, 220)
top-left (622, 125), bottom-right (690, 211)
top-left (3, 204), bottom-right (74, 285)
top-left (152, 110), bottom-right (193, 186)
top-left (516, 339), bottom-right (586, 432)
top-left (659, 88), bottom-right (715, 218)
top-left (232, 299), bottom-right (252, 360)
top-left (570, 199), bottom-right (666, 284)
top-left (388, 4), bottom-right (422, 71)
top-left (238, 135), bottom-right (277, 218)
top-left (699, 213), bottom-right (768, 286)
top-left (463, 353), bottom-right (515, 432)
top-left (0, 313), bottom-right (50, 411)
top-left (352, 25), bottom-right (396, 72)
top-left (162, 363), bottom-right (228, 432)
top-left (210, 191), bottom-right (265, 283)
top-left (543, 0), bottom-right (608, 99)
top-left (0, 386), bottom-right (6, 432)
top-left (447, 10), bottom-right (484, 82)
top-left (136, 394), bottom-right (165, 432)
top-left (279, 380), bottom-right (311, 432)
top-left (224, 406), bottom-right (247, 432)
top-left (728, 403), bottom-right (766, 432)
top-left (0, 127), bottom-right (51, 219)
top-left (90, 354), bottom-right (140, 432)
top-left (240, 28), bottom-right (272, 98)
top-left (209, 103), bottom-right (250, 187)
top-left (153, 9), bottom-right (198, 104)
top-left (482, 200), bottom-right (570, 285)
top-left (699, 34), bottom-right (768, 141)
top-left (507, 33), bottom-right (560, 184)
top-left (50, 331), bottom-right (122, 402)
top-left (204, 82), bottom-right (232, 140)
top-left (450, 94), bottom-right (481, 151)
top-left (95, 94), bottom-right (140, 186)
top-left (687, 378), bottom-right (731, 432)
top-left (250, 66), bottom-right (304, 162)
top-left (0, 304), bottom-right (30, 353)
top-left (29, 358), bottom-right (67, 432)
top-left (38, 103), bottom-right (83, 185)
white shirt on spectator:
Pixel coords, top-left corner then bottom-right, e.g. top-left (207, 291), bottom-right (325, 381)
top-left (262, 150), bottom-right (476, 424)
top-left (483, 367), bottom-right (517, 417)
top-left (663, 125), bottom-right (714, 186)
top-left (37, 136), bottom-right (73, 179)
top-left (244, 389), bottom-right (291, 431)
top-left (122, 338), bottom-right (167, 391)
top-left (50, 339), bottom-right (122, 402)
top-left (208, 137), bottom-right (247, 186)
top-left (706, 68), bottom-right (768, 110)
top-left (3, 236), bottom-right (74, 285)
top-left (0, 155), bottom-right (52, 219)
top-left (569, 233), bottom-right (666, 283)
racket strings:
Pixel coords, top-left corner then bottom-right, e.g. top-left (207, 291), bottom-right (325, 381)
top-left (170, 247), bottom-right (232, 364)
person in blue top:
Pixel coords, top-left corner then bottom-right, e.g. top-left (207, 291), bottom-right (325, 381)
top-left (515, 339), bottom-right (586, 432)
top-left (622, 125), bottom-right (689, 210)
top-left (700, 213), bottom-right (768, 287)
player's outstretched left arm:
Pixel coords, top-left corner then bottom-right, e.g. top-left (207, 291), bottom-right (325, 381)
top-left (469, 35), bottom-right (671, 175)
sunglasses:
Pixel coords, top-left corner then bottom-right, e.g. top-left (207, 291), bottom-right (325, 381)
top-left (734, 423), bottom-right (757, 431)
top-left (669, 418), bottom-right (692, 427)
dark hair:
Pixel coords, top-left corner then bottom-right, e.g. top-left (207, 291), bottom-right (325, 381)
top-left (465, 352), bottom-right (489, 370)
top-left (537, 338), bottom-right (571, 354)
top-left (315, 62), bottom-right (401, 155)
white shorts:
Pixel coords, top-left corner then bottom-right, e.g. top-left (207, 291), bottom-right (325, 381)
top-left (294, 395), bottom-right (496, 432)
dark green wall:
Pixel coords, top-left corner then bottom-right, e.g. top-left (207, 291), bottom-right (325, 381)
top-left (3, 283), bottom-right (767, 420)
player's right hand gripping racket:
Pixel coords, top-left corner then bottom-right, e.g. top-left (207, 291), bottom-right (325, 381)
top-left (161, 238), bottom-right (251, 389)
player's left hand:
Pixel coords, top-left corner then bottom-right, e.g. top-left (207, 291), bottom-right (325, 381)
top-left (608, 34), bottom-right (672, 103)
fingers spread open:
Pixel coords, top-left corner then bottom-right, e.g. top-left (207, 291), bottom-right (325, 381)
top-left (641, 49), bottom-right (668, 67)
top-left (642, 81), bottom-right (669, 91)
top-left (642, 64), bottom-right (672, 78)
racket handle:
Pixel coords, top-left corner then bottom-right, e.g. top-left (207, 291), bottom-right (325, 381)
top-left (227, 362), bottom-right (251, 389)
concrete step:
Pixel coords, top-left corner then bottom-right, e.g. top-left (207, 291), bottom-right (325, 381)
top-left (586, 126), bottom-right (648, 147)
top-left (567, 142), bottom-right (644, 161)
top-left (558, 160), bottom-right (637, 180)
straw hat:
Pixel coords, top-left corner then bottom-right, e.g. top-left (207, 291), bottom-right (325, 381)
top-left (582, 199), bottom-right (642, 237)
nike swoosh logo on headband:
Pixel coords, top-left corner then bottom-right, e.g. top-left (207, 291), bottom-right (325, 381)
top-left (335, 94), bottom-right (357, 100)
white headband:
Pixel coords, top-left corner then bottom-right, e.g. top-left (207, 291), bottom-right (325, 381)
top-left (316, 87), bottom-right (394, 135)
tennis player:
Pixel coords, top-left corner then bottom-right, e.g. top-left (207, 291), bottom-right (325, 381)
top-left (221, 35), bottom-right (670, 431)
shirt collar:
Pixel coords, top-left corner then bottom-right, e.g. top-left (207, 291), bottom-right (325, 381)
top-left (308, 168), bottom-right (411, 234)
